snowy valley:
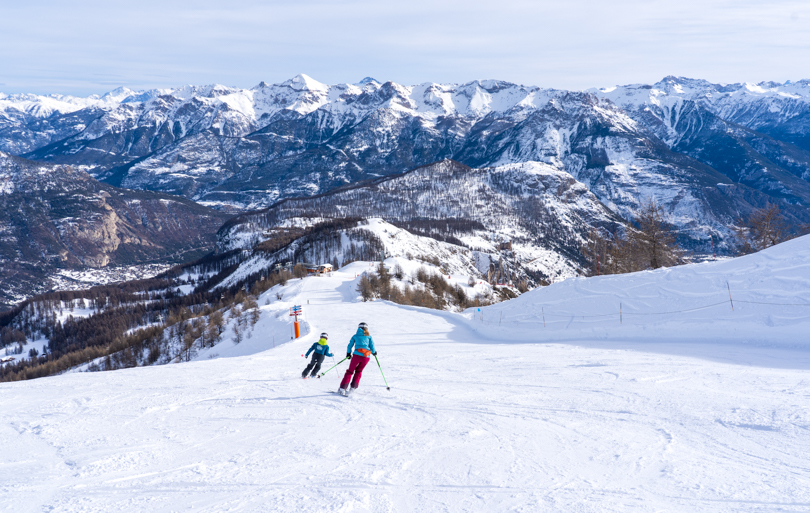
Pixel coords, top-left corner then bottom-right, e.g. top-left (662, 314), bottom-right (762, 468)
top-left (0, 152), bottom-right (230, 309)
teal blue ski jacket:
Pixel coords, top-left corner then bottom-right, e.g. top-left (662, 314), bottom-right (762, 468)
top-left (347, 327), bottom-right (376, 358)
top-left (306, 339), bottom-right (333, 358)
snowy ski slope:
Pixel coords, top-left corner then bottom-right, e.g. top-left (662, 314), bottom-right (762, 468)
top-left (2, 238), bottom-right (810, 512)
top-left (471, 234), bottom-right (810, 347)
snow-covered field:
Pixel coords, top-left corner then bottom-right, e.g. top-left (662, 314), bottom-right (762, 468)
top-left (471, 235), bottom-right (810, 348)
top-left (2, 238), bottom-right (810, 512)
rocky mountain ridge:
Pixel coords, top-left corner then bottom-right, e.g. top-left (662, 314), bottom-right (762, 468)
top-left (592, 77), bottom-right (810, 207)
top-left (215, 159), bottom-right (636, 281)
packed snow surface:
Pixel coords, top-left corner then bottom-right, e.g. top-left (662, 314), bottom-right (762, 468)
top-left (472, 234), bottom-right (810, 346)
top-left (2, 237), bottom-right (810, 512)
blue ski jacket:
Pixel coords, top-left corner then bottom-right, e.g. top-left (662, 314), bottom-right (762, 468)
top-left (306, 338), bottom-right (333, 358)
top-left (347, 327), bottom-right (376, 358)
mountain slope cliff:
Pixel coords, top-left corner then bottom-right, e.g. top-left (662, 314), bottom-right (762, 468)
top-left (0, 152), bottom-right (231, 308)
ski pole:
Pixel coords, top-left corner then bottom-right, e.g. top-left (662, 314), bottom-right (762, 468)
top-left (373, 354), bottom-right (390, 390)
top-left (317, 357), bottom-right (348, 378)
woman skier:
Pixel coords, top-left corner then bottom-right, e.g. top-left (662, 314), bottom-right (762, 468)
top-left (302, 333), bottom-right (333, 379)
top-left (338, 322), bottom-right (376, 396)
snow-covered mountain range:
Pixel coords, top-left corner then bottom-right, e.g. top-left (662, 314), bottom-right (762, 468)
top-left (3, 75), bottom-right (810, 238)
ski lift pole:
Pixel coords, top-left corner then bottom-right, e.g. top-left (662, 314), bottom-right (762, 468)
top-left (317, 356), bottom-right (349, 378)
top-left (373, 354), bottom-right (391, 390)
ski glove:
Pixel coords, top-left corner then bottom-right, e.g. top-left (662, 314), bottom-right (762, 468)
top-left (372, 352), bottom-right (377, 356)
top-left (346, 353), bottom-right (352, 359)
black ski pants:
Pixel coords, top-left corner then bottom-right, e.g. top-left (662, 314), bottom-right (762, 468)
top-left (303, 352), bottom-right (325, 377)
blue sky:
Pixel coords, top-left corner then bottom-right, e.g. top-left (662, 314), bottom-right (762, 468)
top-left (1, 0), bottom-right (808, 95)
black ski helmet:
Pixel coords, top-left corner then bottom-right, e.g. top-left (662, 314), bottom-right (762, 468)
top-left (358, 322), bottom-right (368, 331)
top-left (320, 332), bottom-right (328, 339)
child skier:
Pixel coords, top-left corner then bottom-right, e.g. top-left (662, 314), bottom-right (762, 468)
top-left (302, 333), bottom-right (333, 379)
top-left (338, 322), bottom-right (376, 396)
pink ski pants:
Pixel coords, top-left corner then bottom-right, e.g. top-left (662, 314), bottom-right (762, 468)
top-left (340, 354), bottom-right (370, 389)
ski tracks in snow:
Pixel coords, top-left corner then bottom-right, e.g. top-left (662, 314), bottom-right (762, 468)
top-left (2, 264), bottom-right (810, 511)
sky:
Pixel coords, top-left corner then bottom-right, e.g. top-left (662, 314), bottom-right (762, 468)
top-left (1, 0), bottom-right (809, 96)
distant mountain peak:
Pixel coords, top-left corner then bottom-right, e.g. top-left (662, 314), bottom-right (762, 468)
top-left (283, 74), bottom-right (328, 92)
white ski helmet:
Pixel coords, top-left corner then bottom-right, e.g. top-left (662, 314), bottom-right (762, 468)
top-left (358, 322), bottom-right (368, 330)
top-left (320, 332), bottom-right (328, 339)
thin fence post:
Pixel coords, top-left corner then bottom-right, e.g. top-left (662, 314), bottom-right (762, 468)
top-left (542, 307), bottom-right (546, 328)
top-left (620, 303), bottom-right (622, 324)
top-left (499, 312), bottom-right (502, 327)
top-left (727, 282), bottom-right (734, 311)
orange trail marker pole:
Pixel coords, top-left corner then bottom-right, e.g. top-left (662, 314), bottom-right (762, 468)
top-left (290, 305), bottom-right (303, 338)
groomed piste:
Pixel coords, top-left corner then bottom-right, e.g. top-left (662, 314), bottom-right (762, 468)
top-left (2, 236), bottom-right (810, 512)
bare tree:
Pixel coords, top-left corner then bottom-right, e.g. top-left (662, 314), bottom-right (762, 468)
top-left (249, 302), bottom-right (260, 326)
top-left (581, 228), bottom-right (631, 275)
top-left (581, 199), bottom-right (681, 275)
top-left (237, 303), bottom-right (250, 331)
top-left (376, 262), bottom-right (391, 299)
top-left (229, 305), bottom-right (242, 323)
top-left (582, 229), bottom-right (613, 276)
top-left (357, 275), bottom-right (374, 302)
top-left (209, 311), bottom-right (225, 336)
top-left (197, 319), bottom-right (209, 348)
top-left (181, 320), bottom-right (203, 362)
top-left (629, 199), bottom-right (681, 270)
top-left (735, 204), bottom-right (789, 254)
top-left (205, 320), bottom-right (221, 347)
